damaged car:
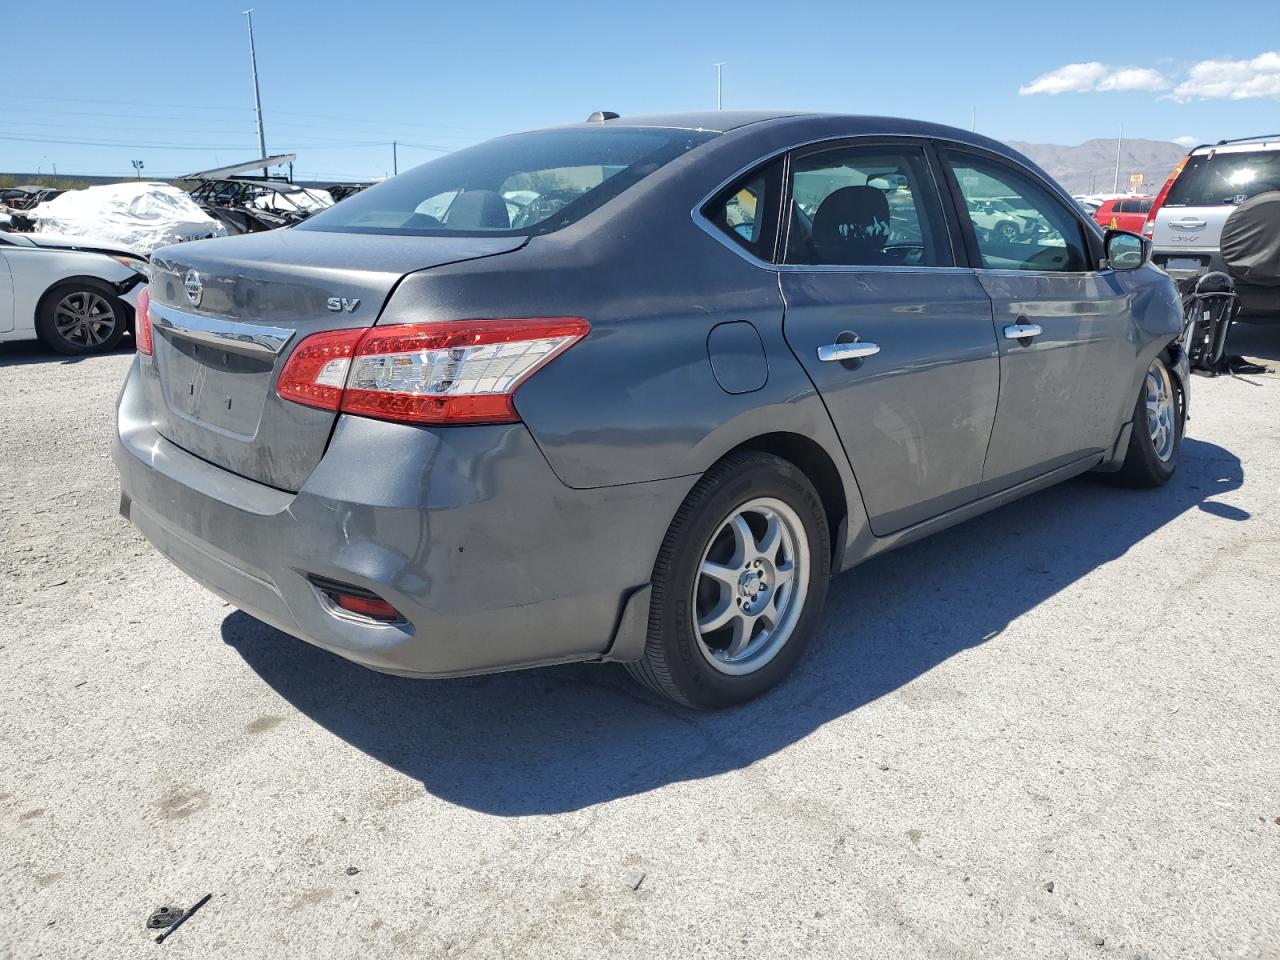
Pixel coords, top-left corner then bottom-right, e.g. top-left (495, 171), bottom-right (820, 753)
top-left (0, 231), bottom-right (148, 354)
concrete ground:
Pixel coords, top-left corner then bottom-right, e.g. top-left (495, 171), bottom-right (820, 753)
top-left (2, 323), bottom-right (1279, 960)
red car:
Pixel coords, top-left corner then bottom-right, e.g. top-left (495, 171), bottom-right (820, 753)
top-left (1093, 196), bottom-right (1153, 233)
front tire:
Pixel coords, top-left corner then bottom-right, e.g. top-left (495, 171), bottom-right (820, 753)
top-left (35, 281), bottom-right (128, 356)
top-left (627, 452), bottom-right (832, 709)
top-left (1109, 355), bottom-right (1183, 488)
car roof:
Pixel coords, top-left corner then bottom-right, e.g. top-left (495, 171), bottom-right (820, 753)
top-left (560, 110), bottom-right (1001, 143)
top-left (1190, 138), bottom-right (1280, 155)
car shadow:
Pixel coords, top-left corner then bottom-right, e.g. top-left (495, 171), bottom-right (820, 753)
top-left (1226, 318), bottom-right (1280, 367)
top-left (0, 339), bottom-right (135, 367)
top-left (222, 437), bottom-right (1244, 816)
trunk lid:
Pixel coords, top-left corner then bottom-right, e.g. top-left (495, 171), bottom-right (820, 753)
top-left (144, 229), bottom-right (524, 491)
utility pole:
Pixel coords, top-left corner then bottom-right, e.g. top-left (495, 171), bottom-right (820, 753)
top-left (243, 9), bottom-right (268, 177)
top-left (714, 63), bottom-right (725, 111)
top-left (1112, 122), bottom-right (1124, 194)
top-left (393, 140), bottom-right (398, 176)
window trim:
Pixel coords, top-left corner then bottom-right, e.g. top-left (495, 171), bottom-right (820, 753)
top-left (935, 143), bottom-right (1107, 276)
top-left (691, 132), bottom-right (1105, 274)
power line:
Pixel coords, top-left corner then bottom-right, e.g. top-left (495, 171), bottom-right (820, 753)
top-left (0, 132), bottom-right (410, 151)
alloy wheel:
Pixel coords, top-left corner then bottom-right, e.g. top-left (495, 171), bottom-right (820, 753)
top-left (1144, 360), bottom-right (1177, 463)
top-left (692, 497), bottom-right (810, 676)
top-left (53, 291), bottom-right (117, 349)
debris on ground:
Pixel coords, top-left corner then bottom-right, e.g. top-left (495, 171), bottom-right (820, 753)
top-left (153, 894), bottom-right (211, 944)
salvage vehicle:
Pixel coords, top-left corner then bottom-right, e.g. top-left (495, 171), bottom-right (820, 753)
top-left (0, 230), bottom-right (147, 354)
top-left (115, 112), bottom-right (1187, 708)
top-left (1149, 135), bottom-right (1280, 317)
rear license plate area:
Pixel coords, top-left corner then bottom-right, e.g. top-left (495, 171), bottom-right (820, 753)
top-left (157, 335), bottom-right (275, 437)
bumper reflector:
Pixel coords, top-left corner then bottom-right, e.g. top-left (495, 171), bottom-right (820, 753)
top-left (309, 576), bottom-right (404, 623)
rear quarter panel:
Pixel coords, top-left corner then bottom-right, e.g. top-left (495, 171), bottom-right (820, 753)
top-left (378, 123), bottom-right (850, 493)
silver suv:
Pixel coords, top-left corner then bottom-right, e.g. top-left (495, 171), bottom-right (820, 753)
top-left (1150, 135), bottom-right (1280, 316)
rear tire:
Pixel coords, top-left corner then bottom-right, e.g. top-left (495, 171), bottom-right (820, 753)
top-left (626, 451), bottom-right (831, 709)
top-left (1108, 355), bottom-right (1183, 488)
top-left (35, 280), bottom-right (128, 356)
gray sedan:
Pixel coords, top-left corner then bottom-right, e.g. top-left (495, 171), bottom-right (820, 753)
top-left (114, 112), bottom-right (1187, 708)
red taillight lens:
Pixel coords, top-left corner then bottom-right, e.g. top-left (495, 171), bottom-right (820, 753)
top-left (275, 318), bottom-right (589, 425)
top-left (135, 287), bottom-right (154, 355)
top-left (334, 593), bottom-right (402, 620)
top-left (275, 327), bottom-right (365, 411)
top-left (1143, 155), bottom-right (1189, 238)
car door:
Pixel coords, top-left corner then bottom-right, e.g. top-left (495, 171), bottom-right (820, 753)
top-left (940, 147), bottom-right (1134, 491)
top-left (0, 246), bottom-right (14, 333)
top-left (778, 140), bottom-right (1000, 536)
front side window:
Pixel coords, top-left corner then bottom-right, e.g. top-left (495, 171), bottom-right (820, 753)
top-left (299, 127), bottom-right (718, 237)
top-left (947, 152), bottom-right (1091, 272)
top-left (782, 145), bottom-right (951, 267)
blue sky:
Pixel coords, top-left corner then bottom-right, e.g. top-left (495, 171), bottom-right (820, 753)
top-left (6, 0), bottom-right (1279, 180)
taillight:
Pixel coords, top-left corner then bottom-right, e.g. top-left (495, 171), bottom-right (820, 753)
top-left (135, 286), bottom-right (154, 355)
top-left (1143, 155), bottom-right (1188, 238)
top-left (275, 327), bottom-right (363, 411)
top-left (275, 318), bottom-right (589, 426)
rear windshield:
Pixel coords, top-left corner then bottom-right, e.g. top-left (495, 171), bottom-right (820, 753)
top-left (1165, 150), bottom-right (1280, 207)
top-left (298, 127), bottom-right (718, 237)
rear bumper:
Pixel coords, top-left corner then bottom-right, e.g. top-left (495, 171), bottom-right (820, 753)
top-left (114, 357), bottom-right (691, 677)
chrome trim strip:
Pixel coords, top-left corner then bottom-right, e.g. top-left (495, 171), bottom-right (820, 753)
top-left (151, 304), bottom-right (295, 357)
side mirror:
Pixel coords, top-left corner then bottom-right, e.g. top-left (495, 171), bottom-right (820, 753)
top-left (1104, 229), bottom-right (1149, 271)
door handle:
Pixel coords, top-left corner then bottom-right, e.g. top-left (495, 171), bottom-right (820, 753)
top-left (818, 341), bottom-right (880, 362)
top-left (1003, 323), bottom-right (1043, 341)
top-left (1172, 218), bottom-right (1207, 229)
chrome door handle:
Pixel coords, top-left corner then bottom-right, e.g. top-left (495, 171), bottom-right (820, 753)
top-left (1173, 218), bottom-right (1207, 229)
top-left (818, 341), bottom-right (880, 362)
top-left (1003, 323), bottom-right (1043, 340)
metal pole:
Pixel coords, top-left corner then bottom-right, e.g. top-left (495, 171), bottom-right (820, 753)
top-left (714, 63), bottom-right (724, 111)
top-left (244, 9), bottom-right (268, 177)
top-left (1113, 122), bottom-right (1123, 194)
top-left (970, 107), bottom-right (975, 132)
top-left (393, 140), bottom-right (398, 176)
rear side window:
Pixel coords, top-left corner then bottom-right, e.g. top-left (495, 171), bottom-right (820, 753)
top-left (299, 127), bottom-right (718, 237)
top-left (702, 160), bottom-right (784, 261)
top-left (1164, 150), bottom-right (1280, 207)
top-left (782, 144), bottom-right (952, 267)
top-left (946, 151), bottom-right (1091, 272)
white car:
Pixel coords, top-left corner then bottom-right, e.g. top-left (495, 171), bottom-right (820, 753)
top-left (0, 231), bottom-right (148, 355)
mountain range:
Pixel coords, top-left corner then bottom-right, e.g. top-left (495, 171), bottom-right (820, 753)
top-left (1008, 138), bottom-right (1189, 196)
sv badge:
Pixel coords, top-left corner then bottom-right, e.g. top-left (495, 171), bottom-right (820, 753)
top-left (326, 297), bottom-right (361, 313)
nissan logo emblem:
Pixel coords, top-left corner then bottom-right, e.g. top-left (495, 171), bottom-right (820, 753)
top-left (184, 269), bottom-right (203, 307)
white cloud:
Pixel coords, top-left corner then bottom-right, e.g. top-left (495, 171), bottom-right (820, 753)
top-left (1172, 135), bottom-right (1199, 147)
top-left (1097, 68), bottom-right (1170, 92)
top-left (1171, 51), bottom-right (1280, 101)
top-left (1020, 62), bottom-right (1169, 95)
top-left (1019, 62), bottom-right (1107, 95)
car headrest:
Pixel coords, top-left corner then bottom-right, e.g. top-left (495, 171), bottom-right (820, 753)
top-left (446, 190), bottom-right (510, 229)
top-left (811, 186), bottom-right (891, 265)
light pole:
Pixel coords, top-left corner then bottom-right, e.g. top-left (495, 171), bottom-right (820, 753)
top-left (1112, 122), bottom-right (1124, 194)
top-left (714, 62), bottom-right (725, 111)
top-left (243, 9), bottom-right (268, 177)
